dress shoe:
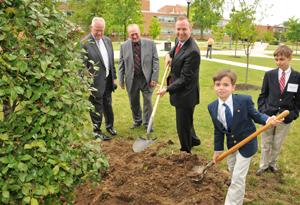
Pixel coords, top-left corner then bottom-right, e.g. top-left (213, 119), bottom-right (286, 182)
top-left (255, 167), bottom-right (268, 176)
top-left (106, 127), bottom-right (117, 135)
top-left (192, 140), bottom-right (201, 147)
top-left (95, 133), bottom-right (111, 141)
top-left (130, 123), bottom-right (142, 129)
top-left (225, 180), bottom-right (231, 186)
top-left (144, 125), bottom-right (154, 132)
top-left (269, 166), bottom-right (281, 173)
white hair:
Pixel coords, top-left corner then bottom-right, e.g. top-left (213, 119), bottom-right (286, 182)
top-left (127, 24), bottom-right (140, 32)
top-left (91, 17), bottom-right (105, 26)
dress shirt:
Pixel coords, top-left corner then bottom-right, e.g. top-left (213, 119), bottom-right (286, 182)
top-left (217, 94), bottom-right (233, 130)
top-left (278, 67), bottom-right (291, 86)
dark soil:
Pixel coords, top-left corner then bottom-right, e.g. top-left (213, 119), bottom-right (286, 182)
top-left (74, 139), bottom-right (227, 205)
top-left (235, 84), bottom-right (261, 91)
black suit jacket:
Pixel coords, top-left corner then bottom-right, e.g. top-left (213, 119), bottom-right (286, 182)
top-left (80, 34), bottom-right (117, 97)
top-left (166, 37), bottom-right (200, 108)
top-left (258, 68), bottom-right (300, 123)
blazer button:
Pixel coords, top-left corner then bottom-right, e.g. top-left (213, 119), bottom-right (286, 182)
top-left (234, 141), bottom-right (237, 143)
top-left (237, 110), bottom-right (240, 112)
top-left (279, 107), bottom-right (281, 109)
top-left (279, 99), bottom-right (282, 101)
top-left (231, 135), bottom-right (234, 138)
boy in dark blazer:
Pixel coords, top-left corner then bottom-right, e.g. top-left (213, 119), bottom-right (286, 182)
top-left (208, 69), bottom-right (281, 205)
top-left (256, 45), bottom-right (300, 175)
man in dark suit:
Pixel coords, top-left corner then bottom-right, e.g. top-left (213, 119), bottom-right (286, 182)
top-left (156, 16), bottom-right (201, 153)
top-left (80, 17), bottom-right (117, 141)
top-left (118, 24), bottom-right (159, 131)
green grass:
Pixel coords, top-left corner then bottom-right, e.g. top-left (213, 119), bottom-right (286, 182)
top-left (112, 43), bottom-right (121, 51)
top-left (266, 44), bottom-right (300, 51)
top-left (209, 55), bottom-right (300, 71)
top-left (265, 53), bottom-right (300, 59)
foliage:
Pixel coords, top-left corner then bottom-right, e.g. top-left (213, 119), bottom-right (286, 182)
top-left (273, 31), bottom-right (286, 42)
top-left (211, 25), bottom-right (224, 42)
top-left (148, 17), bottom-right (161, 40)
top-left (262, 30), bottom-right (275, 42)
top-left (0, 0), bottom-right (109, 204)
top-left (190, 0), bottom-right (224, 39)
top-left (286, 16), bottom-right (300, 55)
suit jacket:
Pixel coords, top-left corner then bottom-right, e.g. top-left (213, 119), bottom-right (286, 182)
top-left (258, 68), bottom-right (300, 124)
top-left (166, 37), bottom-right (200, 108)
top-left (208, 94), bottom-right (269, 158)
top-left (118, 38), bottom-right (159, 93)
top-left (80, 34), bottom-right (117, 97)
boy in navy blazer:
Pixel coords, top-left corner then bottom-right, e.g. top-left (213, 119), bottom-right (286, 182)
top-left (256, 45), bottom-right (300, 175)
top-left (208, 69), bottom-right (281, 205)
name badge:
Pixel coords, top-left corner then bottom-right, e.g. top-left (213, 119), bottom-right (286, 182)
top-left (287, 83), bottom-right (298, 93)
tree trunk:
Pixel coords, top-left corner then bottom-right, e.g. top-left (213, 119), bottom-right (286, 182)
top-left (235, 39), bottom-right (238, 57)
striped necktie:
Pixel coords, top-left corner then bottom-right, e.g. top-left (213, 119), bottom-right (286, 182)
top-left (279, 71), bottom-right (285, 93)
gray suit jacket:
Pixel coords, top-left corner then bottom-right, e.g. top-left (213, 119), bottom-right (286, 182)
top-left (118, 38), bottom-right (159, 93)
top-left (80, 34), bottom-right (117, 97)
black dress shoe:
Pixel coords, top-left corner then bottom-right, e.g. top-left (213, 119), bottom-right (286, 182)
top-left (106, 127), bottom-right (117, 135)
top-left (255, 167), bottom-right (268, 176)
top-left (130, 123), bottom-right (142, 129)
top-left (95, 133), bottom-right (111, 141)
top-left (269, 166), bottom-right (281, 173)
top-left (144, 125), bottom-right (154, 132)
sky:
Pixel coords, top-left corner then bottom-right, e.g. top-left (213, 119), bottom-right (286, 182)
top-left (149, 0), bottom-right (300, 26)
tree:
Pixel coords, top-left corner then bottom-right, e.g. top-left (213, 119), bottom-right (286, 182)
top-left (286, 16), bottom-right (300, 55)
top-left (262, 30), bottom-right (275, 42)
top-left (148, 17), bottom-right (161, 40)
top-left (190, 0), bottom-right (225, 39)
top-left (0, 0), bottom-right (108, 204)
top-left (211, 25), bottom-right (225, 42)
top-left (229, 0), bottom-right (271, 85)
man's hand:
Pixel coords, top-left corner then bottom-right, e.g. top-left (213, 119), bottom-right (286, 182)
top-left (120, 84), bottom-right (125, 89)
top-left (165, 54), bottom-right (171, 67)
top-left (114, 79), bottom-right (118, 86)
top-left (268, 116), bottom-right (284, 126)
top-left (150, 81), bottom-right (157, 88)
top-left (213, 152), bottom-right (221, 164)
top-left (156, 88), bottom-right (167, 97)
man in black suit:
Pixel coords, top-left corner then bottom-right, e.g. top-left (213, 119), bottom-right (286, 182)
top-left (156, 16), bottom-right (201, 153)
top-left (80, 17), bottom-right (117, 141)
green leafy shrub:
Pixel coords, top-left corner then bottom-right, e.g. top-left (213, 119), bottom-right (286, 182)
top-left (0, 0), bottom-right (109, 204)
top-left (269, 40), bottom-right (279, 45)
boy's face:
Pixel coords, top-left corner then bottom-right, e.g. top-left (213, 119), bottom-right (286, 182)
top-left (214, 76), bottom-right (236, 102)
top-left (274, 54), bottom-right (292, 71)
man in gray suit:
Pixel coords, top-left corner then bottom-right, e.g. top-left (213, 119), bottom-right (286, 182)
top-left (118, 24), bottom-right (159, 131)
top-left (80, 17), bottom-right (118, 141)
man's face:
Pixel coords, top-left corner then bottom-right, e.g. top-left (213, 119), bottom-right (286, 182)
top-left (274, 54), bottom-right (292, 71)
top-left (175, 19), bottom-right (192, 43)
top-left (128, 26), bottom-right (140, 43)
top-left (90, 22), bottom-right (105, 40)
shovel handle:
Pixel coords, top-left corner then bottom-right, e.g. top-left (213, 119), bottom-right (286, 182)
top-left (216, 110), bottom-right (289, 163)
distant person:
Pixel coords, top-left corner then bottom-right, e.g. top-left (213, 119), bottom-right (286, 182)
top-left (261, 39), bottom-right (263, 44)
top-left (206, 38), bottom-right (214, 59)
top-left (118, 24), bottom-right (159, 131)
top-left (256, 45), bottom-right (300, 176)
top-left (80, 17), bottom-right (118, 141)
top-left (208, 69), bottom-right (282, 205)
top-left (156, 16), bottom-right (201, 153)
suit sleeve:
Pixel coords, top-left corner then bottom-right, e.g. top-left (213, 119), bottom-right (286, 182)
top-left (109, 39), bottom-right (117, 80)
top-left (118, 43), bottom-right (125, 85)
top-left (151, 41), bottom-right (159, 83)
top-left (208, 104), bottom-right (225, 152)
top-left (257, 72), bottom-right (269, 113)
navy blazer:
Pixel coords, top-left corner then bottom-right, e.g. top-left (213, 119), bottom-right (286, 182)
top-left (166, 37), bottom-right (200, 108)
top-left (208, 94), bottom-right (269, 158)
top-left (258, 68), bottom-right (300, 124)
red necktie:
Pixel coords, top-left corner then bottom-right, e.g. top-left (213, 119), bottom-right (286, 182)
top-left (175, 42), bottom-right (181, 55)
top-left (279, 71), bottom-right (285, 93)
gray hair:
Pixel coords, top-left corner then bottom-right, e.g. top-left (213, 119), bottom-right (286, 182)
top-left (91, 17), bottom-right (105, 26)
top-left (127, 24), bottom-right (140, 32)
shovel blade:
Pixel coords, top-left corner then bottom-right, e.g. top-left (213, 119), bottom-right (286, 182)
top-left (133, 136), bottom-right (157, 152)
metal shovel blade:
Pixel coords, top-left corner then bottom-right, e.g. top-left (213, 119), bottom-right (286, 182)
top-left (133, 136), bottom-right (157, 152)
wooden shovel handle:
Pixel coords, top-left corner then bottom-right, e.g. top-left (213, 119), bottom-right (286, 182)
top-left (151, 64), bottom-right (169, 120)
top-left (216, 110), bottom-right (289, 163)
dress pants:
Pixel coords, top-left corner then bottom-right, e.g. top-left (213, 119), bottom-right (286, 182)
top-left (225, 150), bottom-right (252, 205)
top-left (128, 75), bottom-right (153, 126)
top-left (89, 74), bottom-right (114, 134)
top-left (176, 106), bottom-right (200, 153)
top-left (259, 122), bottom-right (292, 169)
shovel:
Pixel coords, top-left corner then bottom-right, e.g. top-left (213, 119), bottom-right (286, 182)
top-left (133, 64), bottom-right (170, 152)
top-left (193, 110), bottom-right (289, 181)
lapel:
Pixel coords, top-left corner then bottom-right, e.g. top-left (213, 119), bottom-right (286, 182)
top-left (231, 94), bottom-right (242, 133)
top-left (285, 67), bottom-right (297, 92)
top-left (271, 68), bottom-right (282, 94)
top-left (127, 39), bottom-right (134, 68)
top-left (172, 37), bottom-right (191, 65)
top-left (88, 34), bottom-right (106, 69)
top-left (211, 100), bottom-right (226, 133)
top-left (140, 38), bottom-right (145, 68)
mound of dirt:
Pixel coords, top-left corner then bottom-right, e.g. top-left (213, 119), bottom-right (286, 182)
top-left (235, 84), bottom-right (261, 91)
top-left (74, 139), bottom-right (227, 205)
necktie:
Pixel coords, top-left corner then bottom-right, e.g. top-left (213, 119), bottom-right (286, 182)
top-left (133, 42), bottom-right (142, 76)
top-left (279, 71), bottom-right (285, 93)
top-left (99, 40), bottom-right (109, 77)
top-left (223, 103), bottom-right (232, 132)
top-left (175, 42), bottom-right (181, 55)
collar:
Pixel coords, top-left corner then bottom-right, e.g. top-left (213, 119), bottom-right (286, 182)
top-left (178, 36), bottom-right (190, 48)
top-left (279, 66), bottom-right (291, 74)
top-left (218, 94), bottom-right (233, 108)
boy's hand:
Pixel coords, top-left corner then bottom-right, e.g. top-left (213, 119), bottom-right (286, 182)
top-left (213, 152), bottom-right (221, 164)
top-left (268, 116), bottom-right (284, 126)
